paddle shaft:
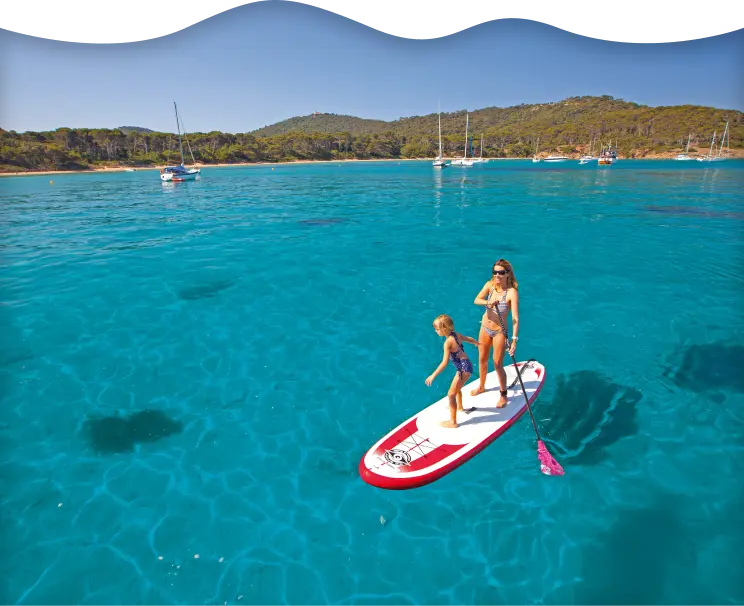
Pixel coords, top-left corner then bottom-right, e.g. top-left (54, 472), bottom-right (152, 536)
top-left (489, 300), bottom-right (543, 441)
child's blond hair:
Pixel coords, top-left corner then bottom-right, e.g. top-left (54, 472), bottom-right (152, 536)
top-left (433, 314), bottom-right (455, 334)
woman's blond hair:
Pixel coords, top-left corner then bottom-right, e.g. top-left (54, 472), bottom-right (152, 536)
top-left (433, 314), bottom-right (455, 334)
top-left (492, 258), bottom-right (518, 290)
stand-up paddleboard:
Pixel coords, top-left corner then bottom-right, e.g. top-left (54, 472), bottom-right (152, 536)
top-left (359, 360), bottom-right (546, 490)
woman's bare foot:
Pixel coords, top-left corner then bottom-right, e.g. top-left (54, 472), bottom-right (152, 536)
top-left (439, 420), bottom-right (458, 428)
top-left (496, 393), bottom-right (508, 408)
top-left (470, 386), bottom-right (486, 397)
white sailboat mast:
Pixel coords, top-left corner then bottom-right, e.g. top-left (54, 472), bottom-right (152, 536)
top-left (438, 107), bottom-right (443, 158)
top-left (174, 101), bottom-right (185, 166)
top-left (719, 122), bottom-right (729, 156)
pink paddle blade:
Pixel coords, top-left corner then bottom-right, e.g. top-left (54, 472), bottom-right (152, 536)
top-left (538, 440), bottom-right (565, 476)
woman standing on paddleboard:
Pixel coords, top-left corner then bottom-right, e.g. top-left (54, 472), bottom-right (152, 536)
top-left (470, 259), bottom-right (520, 407)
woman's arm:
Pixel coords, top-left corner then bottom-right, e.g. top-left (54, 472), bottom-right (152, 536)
top-left (510, 289), bottom-right (520, 338)
top-left (508, 289), bottom-right (520, 355)
top-left (426, 340), bottom-right (451, 385)
top-left (474, 281), bottom-right (492, 307)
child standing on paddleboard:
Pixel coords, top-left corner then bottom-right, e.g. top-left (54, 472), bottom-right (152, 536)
top-left (426, 314), bottom-right (480, 428)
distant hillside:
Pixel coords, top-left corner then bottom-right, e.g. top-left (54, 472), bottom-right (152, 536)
top-left (118, 126), bottom-right (155, 135)
top-left (252, 97), bottom-right (741, 145)
top-left (250, 113), bottom-right (388, 136)
top-left (2, 96), bottom-right (741, 172)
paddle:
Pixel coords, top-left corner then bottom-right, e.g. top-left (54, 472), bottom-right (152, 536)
top-left (490, 300), bottom-right (564, 476)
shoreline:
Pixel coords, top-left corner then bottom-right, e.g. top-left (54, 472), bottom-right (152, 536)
top-left (0, 158), bottom-right (410, 177)
top-left (2, 153), bottom-right (743, 177)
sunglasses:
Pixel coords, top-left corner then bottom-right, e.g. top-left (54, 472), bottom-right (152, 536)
top-left (492, 269), bottom-right (508, 276)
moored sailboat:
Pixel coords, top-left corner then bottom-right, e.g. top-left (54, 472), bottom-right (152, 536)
top-left (451, 113), bottom-right (474, 166)
top-left (433, 105), bottom-right (448, 168)
top-left (697, 122), bottom-right (729, 163)
top-left (579, 136), bottom-right (596, 164)
top-left (674, 134), bottom-right (695, 161)
top-left (160, 102), bottom-right (201, 182)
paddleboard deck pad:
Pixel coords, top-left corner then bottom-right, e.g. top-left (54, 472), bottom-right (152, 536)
top-left (359, 360), bottom-right (546, 489)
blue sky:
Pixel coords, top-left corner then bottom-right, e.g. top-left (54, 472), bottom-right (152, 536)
top-left (1, 2), bottom-right (742, 133)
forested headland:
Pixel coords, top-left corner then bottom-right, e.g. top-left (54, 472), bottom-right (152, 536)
top-left (2, 96), bottom-right (741, 173)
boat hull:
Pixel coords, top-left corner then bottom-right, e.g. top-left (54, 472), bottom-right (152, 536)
top-left (160, 168), bottom-right (200, 182)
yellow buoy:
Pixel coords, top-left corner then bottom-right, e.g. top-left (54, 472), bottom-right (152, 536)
top-left (49, 180), bottom-right (54, 185)
top-left (272, 167), bottom-right (274, 171)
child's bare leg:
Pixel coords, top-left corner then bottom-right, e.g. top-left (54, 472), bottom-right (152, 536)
top-left (441, 373), bottom-right (469, 427)
top-left (456, 374), bottom-right (475, 413)
top-left (439, 394), bottom-right (458, 428)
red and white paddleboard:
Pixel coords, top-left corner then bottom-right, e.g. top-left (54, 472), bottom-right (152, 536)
top-left (359, 361), bottom-right (546, 490)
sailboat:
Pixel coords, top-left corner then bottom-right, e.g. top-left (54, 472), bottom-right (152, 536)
top-left (532, 137), bottom-right (541, 163)
top-left (451, 113), bottom-right (474, 166)
top-left (674, 134), bottom-right (695, 161)
top-left (160, 102), bottom-right (201, 182)
top-left (579, 136), bottom-right (596, 164)
top-left (433, 106), bottom-right (448, 168)
top-left (697, 122), bottom-right (729, 162)
top-left (472, 135), bottom-right (488, 164)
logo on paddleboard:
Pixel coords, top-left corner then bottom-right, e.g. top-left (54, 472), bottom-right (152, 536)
top-left (384, 449), bottom-right (411, 466)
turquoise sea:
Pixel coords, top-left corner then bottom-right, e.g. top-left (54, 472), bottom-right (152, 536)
top-left (2, 159), bottom-right (743, 605)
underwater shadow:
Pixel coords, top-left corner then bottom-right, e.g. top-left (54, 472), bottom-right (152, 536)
top-left (540, 370), bottom-right (641, 465)
top-left (713, 489), bottom-right (744, 603)
top-left (644, 205), bottom-right (744, 221)
top-left (176, 278), bottom-right (236, 301)
top-left (83, 409), bottom-right (183, 454)
top-left (664, 342), bottom-right (744, 394)
top-left (575, 493), bottom-right (699, 605)
top-left (298, 217), bottom-right (349, 226)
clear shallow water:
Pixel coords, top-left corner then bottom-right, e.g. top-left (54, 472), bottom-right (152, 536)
top-left (1, 160), bottom-right (743, 605)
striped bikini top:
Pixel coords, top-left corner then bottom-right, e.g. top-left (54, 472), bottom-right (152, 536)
top-left (489, 288), bottom-right (509, 313)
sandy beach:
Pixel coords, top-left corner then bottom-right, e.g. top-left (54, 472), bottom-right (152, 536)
top-left (0, 158), bottom-right (415, 177)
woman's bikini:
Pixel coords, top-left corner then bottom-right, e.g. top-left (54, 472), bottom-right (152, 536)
top-left (483, 288), bottom-right (508, 338)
